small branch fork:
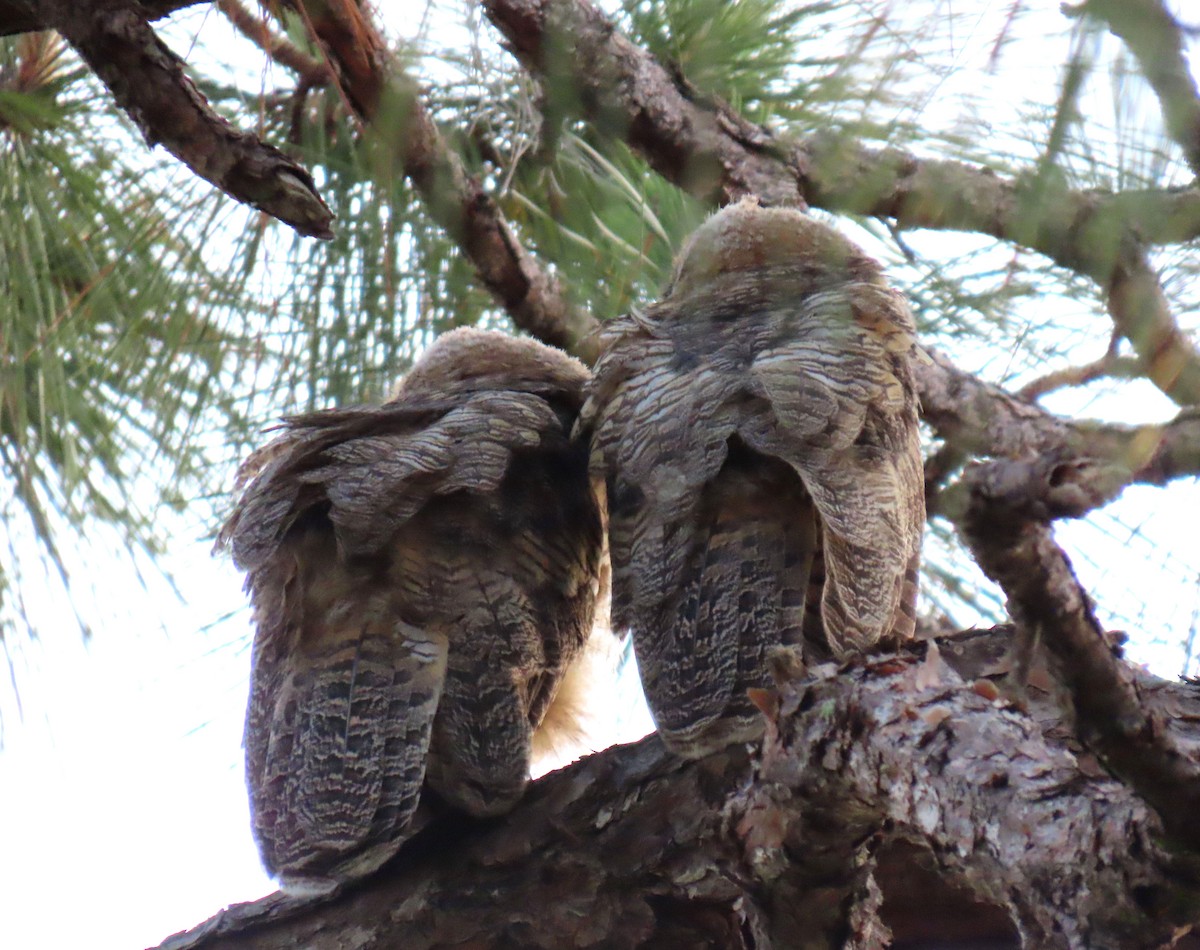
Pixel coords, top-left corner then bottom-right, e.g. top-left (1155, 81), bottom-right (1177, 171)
top-left (918, 347), bottom-right (1200, 520)
top-left (1017, 332), bottom-right (1126, 400)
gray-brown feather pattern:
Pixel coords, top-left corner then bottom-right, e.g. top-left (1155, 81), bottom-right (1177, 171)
top-left (220, 329), bottom-right (606, 886)
top-left (581, 199), bottom-right (924, 757)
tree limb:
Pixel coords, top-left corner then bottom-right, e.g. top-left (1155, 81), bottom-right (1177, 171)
top-left (483, 0), bottom-right (806, 207)
top-left (155, 626), bottom-right (1200, 950)
top-left (751, 648), bottom-right (1195, 949)
top-left (0, 0), bottom-right (198, 37)
top-left (481, 0), bottom-right (1200, 405)
top-left (30, 0), bottom-right (333, 238)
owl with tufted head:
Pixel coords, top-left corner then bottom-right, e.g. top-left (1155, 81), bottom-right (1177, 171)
top-left (580, 197), bottom-right (924, 758)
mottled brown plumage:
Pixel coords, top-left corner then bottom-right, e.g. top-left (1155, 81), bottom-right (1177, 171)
top-left (218, 328), bottom-right (608, 889)
top-left (580, 198), bottom-right (924, 757)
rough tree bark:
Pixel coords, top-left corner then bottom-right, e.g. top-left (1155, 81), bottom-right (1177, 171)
top-left (156, 623), bottom-right (1200, 950)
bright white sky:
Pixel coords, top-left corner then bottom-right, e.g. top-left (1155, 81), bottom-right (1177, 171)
top-left (1, 3), bottom-right (1198, 949)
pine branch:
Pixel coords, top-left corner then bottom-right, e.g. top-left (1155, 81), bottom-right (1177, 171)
top-left (480, 0), bottom-right (1200, 406)
top-left (482, 0), bottom-right (807, 207)
top-left (27, 0), bottom-right (333, 238)
top-left (282, 0), bottom-right (597, 356)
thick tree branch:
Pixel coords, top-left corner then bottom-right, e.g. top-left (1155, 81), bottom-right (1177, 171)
top-left (751, 650), bottom-right (1193, 949)
top-left (283, 0), bottom-right (596, 356)
top-left (28, 0), bottom-right (333, 238)
top-left (962, 455), bottom-right (1200, 856)
top-left (481, 0), bottom-right (1200, 405)
top-left (156, 627), bottom-right (1200, 950)
top-left (0, 0), bottom-right (198, 37)
top-left (1073, 0), bottom-right (1200, 179)
top-left (483, 0), bottom-right (807, 207)
top-left (159, 739), bottom-right (766, 950)
top-left (799, 139), bottom-right (1200, 411)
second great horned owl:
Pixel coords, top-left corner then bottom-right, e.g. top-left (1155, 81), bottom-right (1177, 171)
top-left (219, 328), bottom-right (608, 889)
top-left (580, 197), bottom-right (924, 758)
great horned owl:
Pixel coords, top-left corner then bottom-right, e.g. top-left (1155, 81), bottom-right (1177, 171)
top-left (219, 328), bottom-right (608, 889)
top-left (580, 197), bottom-right (924, 758)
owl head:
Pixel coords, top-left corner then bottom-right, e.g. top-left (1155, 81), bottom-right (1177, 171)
top-left (391, 327), bottom-right (590, 403)
top-left (663, 196), bottom-right (880, 301)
